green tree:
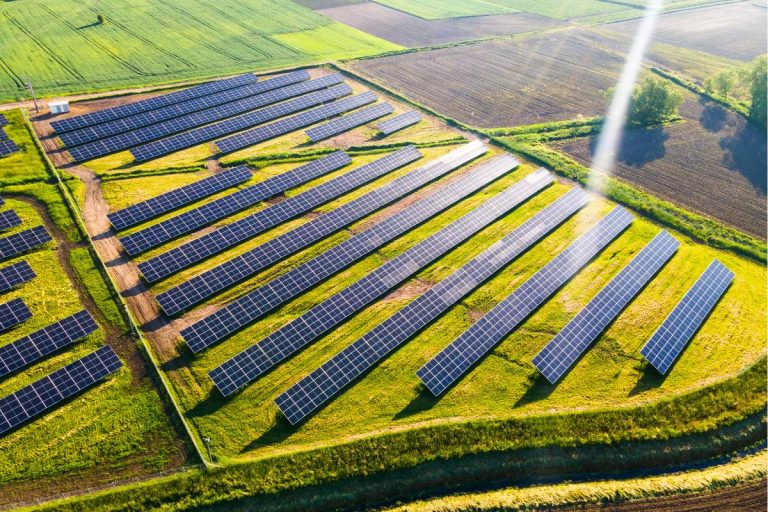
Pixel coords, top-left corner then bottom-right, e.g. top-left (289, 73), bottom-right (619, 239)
top-left (747, 55), bottom-right (766, 129)
top-left (711, 70), bottom-right (737, 100)
top-left (626, 76), bottom-right (683, 126)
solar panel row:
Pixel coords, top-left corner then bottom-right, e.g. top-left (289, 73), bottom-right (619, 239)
top-left (417, 206), bottom-right (634, 396)
top-left (52, 74), bottom-right (257, 133)
top-left (0, 226), bottom-right (52, 261)
top-left (108, 166), bottom-right (252, 232)
top-left (185, 154), bottom-right (524, 353)
top-left (0, 130), bottom-right (7, 141)
top-left (131, 82), bottom-right (355, 163)
top-left (70, 74), bottom-right (346, 162)
top-left (305, 102), bottom-right (394, 142)
top-left (272, 187), bottom-right (590, 422)
top-left (0, 310), bottom-right (99, 380)
top-left (0, 299), bottom-right (31, 332)
top-left (0, 114), bottom-right (7, 127)
top-left (377, 110), bottom-right (422, 135)
top-left (139, 146), bottom-right (420, 284)
top-left (0, 345), bottom-right (122, 436)
top-left (120, 152), bottom-right (351, 256)
top-left (532, 230), bottom-right (680, 383)
top-left (214, 92), bottom-right (378, 154)
top-left (60, 72), bottom-right (310, 147)
top-left (640, 259), bottom-right (733, 374)
top-left (0, 210), bottom-right (22, 231)
top-left (0, 261), bottom-right (35, 294)
top-left (155, 143), bottom-right (486, 316)
top-left (0, 140), bottom-right (20, 158)
top-left (212, 167), bottom-right (553, 397)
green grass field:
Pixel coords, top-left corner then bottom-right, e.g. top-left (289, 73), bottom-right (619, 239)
top-left (0, 0), bottom-right (399, 102)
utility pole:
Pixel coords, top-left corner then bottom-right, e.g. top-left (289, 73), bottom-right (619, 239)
top-left (25, 81), bottom-right (39, 114)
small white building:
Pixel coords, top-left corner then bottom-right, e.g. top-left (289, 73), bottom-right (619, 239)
top-left (48, 100), bottom-right (70, 115)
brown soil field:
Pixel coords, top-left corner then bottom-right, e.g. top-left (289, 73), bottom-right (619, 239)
top-left (606, 1), bottom-right (768, 62)
top-left (318, 2), bottom-right (563, 47)
top-left (352, 30), bottom-right (627, 127)
top-left (555, 95), bottom-right (767, 238)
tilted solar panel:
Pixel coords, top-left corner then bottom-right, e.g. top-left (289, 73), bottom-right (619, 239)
top-left (0, 345), bottom-right (122, 436)
top-left (0, 299), bottom-right (31, 332)
top-left (130, 81), bottom-right (354, 163)
top-left (154, 143), bottom-right (486, 315)
top-left (52, 74), bottom-right (257, 133)
top-left (0, 197), bottom-right (4, 206)
top-left (0, 130), bottom-right (8, 141)
top-left (214, 92), bottom-right (378, 154)
top-left (107, 166), bottom-right (252, 232)
top-left (59, 71), bottom-right (310, 147)
top-left (417, 206), bottom-right (634, 397)
top-left (377, 110), bottom-right (422, 135)
top-left (0, 261), bottom-right (35, 293)
top-left (305, 102), bottom-right (394, 142)
top-left (0, 310), bottom-right (99, 380)
top-left (186, 154), bottom-right (525, 353)
top-left (0, 114), bottom-right (7, 127)
top-left (0, 226), bottom-right (52, 261)
top-left (532, 230), bottom-right (680, 383)
top-left (214, 168), bottom-right (554, 399)
top-left (0, 210), bottom-right (22, 231)
top-left (0, 140), bottom-right (20, 158)
top-left (271, 188), bottom-right (590, 423)
top-left (139, 146), bottom-right (419, 284)
top-left (640, 259), bottom-right (733, 374)
top-left (70, 74), bottom-right (346, 162)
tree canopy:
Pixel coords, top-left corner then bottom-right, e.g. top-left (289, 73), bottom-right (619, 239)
top-left (626, 76), bottom-right (683, 126)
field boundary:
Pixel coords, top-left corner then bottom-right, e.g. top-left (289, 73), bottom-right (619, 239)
top-left (650, 66), bottom-right (752, 119)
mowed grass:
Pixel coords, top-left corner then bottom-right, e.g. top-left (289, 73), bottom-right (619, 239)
top-left (0, 110), bottom-right (49, 186)
top-left (0, 0), bottom-right (399, 101)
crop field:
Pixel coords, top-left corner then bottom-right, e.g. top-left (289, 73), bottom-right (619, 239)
top-left (318, 2), bottom-right (563, 47)
top-left (0, 0), bottom-right (399, 102)
top-left (370, 0), bottom-right (631, 20)
top-left (553, 93), bottom-right (767, 238)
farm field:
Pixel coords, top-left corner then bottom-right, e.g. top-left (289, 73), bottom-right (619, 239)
top-left (552, 93), bottom-right (767, 238)
top-left (0, 0), bottom-right (399, 102)
top-left (370, 0), bottom-right (629, 20)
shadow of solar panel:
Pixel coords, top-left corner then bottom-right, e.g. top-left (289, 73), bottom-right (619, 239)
top-left (0, 310), bottom-right (99, 380)
top-left (0, 197), bottom-right (4, 206)
top-left (417, 206), bottom-right (634, 397)
top-left (271, 186), bottom-right (588, 422)
top-left (188, 153), bottom-right (524, 353)
top-left (0, 210), bottom-right (22, 231)
top-left (640, 259), bottom-right (734, 374)
top-left (0, 345), bottom-right (122, 436)
top-left (120, 152), bottom-right (351, 255)
top-left (0, 261), bottom-right (35, 294)
top-left (0, 226), bottom-right (52, 260)
top-left (108, 166), bottom-right (252, 232)
top-left (533, 230), bottom-right (680, 384)
top-left (70, 74), bottom-right (346, 162)
top-left (52, 74), bottom-right (257, 133)
top-left (305, 102), bottom-right (394, 142)
top-left (377, 110), bottom-right (422, 135)
top-left (0, 298), bottom-right (31, 332)
top-left (0, 140), bottom-right (20, 158)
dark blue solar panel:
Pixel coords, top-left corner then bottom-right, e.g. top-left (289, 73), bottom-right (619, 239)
top-left (0, 140), bottom-right (20, 158)
top-left (0, 298), bottom-right (31, 332)
top-left (640, 260), bottom-right (734, 374)
top-left (0, 261), bottom-right (35, 293)
top-left (532, 230), bottom-right (680, 383)
top-left (0, 226), bottom-right (52, 261)
top-left (305, 102), bottom-right (394, 142)
top-left (187, 154), bottom-right (527, 353)
top-left (52, 74), bottom-right (257, 133)
top-left (0, 130), bottom-right (8, 141)
top-left (417, 206), bottom-right (634, 396)
top-left (119, 151), bottom-right (351, 255)
top-left (0, 345), bottom-right (122, 436)
top-left (0, 114), bottom-right (7, 127)
top-left (272, 187), bottom-right (590, 422)
top-left (377, 110), bottom-right (422, 135)
top-left (0, 210), bottom-right (22, 231)
top-left (0, 310), bottom-right (99, 380)
top-left (107, 166), bottom-right (252, 232)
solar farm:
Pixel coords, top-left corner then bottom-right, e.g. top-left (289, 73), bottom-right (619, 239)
top-left (0, 1), bottom-right (765, 510)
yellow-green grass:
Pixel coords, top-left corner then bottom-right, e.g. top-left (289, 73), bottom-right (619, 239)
top-left (0, 110), bottom-right (49, 186)
top-left (372, 0), bottom-right (519, 20)
top-left (372, 0), bottom-right (635, 20)
top-left (0, 0), bottom-right (400, 102)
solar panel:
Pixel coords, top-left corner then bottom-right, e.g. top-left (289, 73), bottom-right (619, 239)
top-left (0, 226), bottom-right (52, 261)
top-left (0, 299), bottom-right (31, 332)
top-left (52, 74), bottom-right (257, 133)
top-left (120, 152), bottom-right (351, 256)
top-left (0, 310), bottom-right (99, 380)
top-left (69, 74), bottom-right (346, 162)
top-left (377, 110), bottom-right (422, 135)
top-left (129, 81), bottom-right (354, 164)
top-left (640, 259), bottom-right (733, 374)
top-left (139, 146), bottom-right (420, 283)
top-left (0, 345), bottom-right (122, 436)
top-left (187, 154), bottom-right (527, 353)
top-left (0, 261), bottom-right (35, 293)
top-left (417, 206), bottom-right (633, 396)
top-left (154, 142), bottom-right (486, 315)
top-left (532, 230), bottom-right (680, 383)
top-left (59, 72), bottom-right (310, 147)
top-left (0, 140), bottom-right (20, 158)
top-left (305, 102), bottom-right (394, 142)
top-left (107, 166), bottom-right (252, 232)
top-left (0, 210), bottom-right (22, 231)
top-left (0, 130), bottom-right (8, 141)
top-left (214, 92), bottom-right (378, 155)
top-left (212, 170), bottom-right (557, 398)
top-left (272, 188), bottom-right (590, 421)
top-left (0, 197), bottom-right (4, 206)
top-left (0, 114), bottom-right (7, 127)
